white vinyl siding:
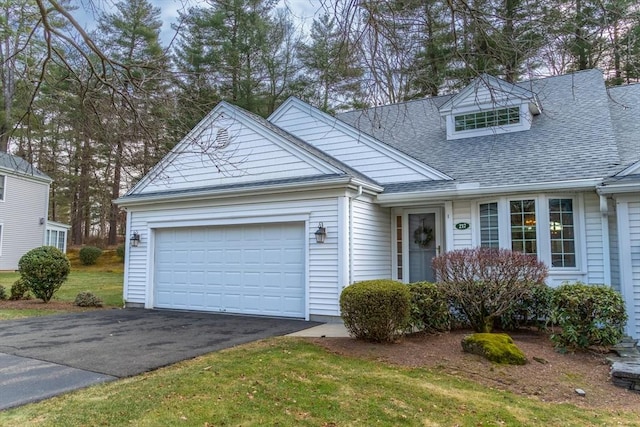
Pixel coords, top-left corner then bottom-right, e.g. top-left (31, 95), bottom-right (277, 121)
top-left (351, 198), bottom-right (391, 282)
top-left (452, 201), bottom-right (473, 249)
top-left (583, 192), bottom-right (606, 284)
top-left (271, 103), bottom-right (435, 184)
top-left (134, 110), bottom-right (338, 195)
top-left (616, 198), bottom-right (640, 339)
top-left (0, 174), bottom-right (48, 270)
top-left (125, 195), bottom-right (342, 318)
top-left (629, 201), bottom-right (640, 339)
top-left (608, 200), bottom-right (620, 292)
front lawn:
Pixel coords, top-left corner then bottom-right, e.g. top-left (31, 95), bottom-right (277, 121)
top-left (0, 339), bottom-right (636, 426)
top-left (0, 248), bottom-right (124, 317)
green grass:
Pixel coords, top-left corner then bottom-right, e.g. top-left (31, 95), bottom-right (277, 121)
top-left (0, 249), bottom-right (124, 319)
top-left (0, 338), bottom-right (635, 426)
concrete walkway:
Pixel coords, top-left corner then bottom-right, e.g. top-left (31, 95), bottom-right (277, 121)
top-left (287, 322), bottom-right (350, 337)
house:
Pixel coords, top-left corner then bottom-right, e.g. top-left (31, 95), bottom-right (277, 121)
top-left (0, 152), bottom-right (70, 270)
top-left (116, 69), bottom-right (640, 339)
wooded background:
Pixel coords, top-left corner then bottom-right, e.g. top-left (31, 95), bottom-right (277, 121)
top-left (1, 0), bottom-right (638, 246)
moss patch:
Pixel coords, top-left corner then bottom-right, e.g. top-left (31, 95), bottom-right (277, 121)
top-left (462, 333), bottom-right (527, 365)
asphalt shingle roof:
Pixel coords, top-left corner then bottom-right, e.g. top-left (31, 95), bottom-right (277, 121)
top-left (337, 69), bottom-right (633, 188)
top-left (0, 152), bottom-right (50, 181)
top-left (607, 82), bottom-right (640, 169)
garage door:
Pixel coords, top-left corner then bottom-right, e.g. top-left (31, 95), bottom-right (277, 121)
top-left (154, 223), bottom-right (305, 318)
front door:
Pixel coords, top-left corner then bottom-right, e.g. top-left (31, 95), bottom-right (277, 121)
top-left (408, 212), bottom-right (439, 282)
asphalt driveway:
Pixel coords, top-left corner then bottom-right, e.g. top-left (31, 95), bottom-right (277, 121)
top-left (0, 309), bottom-right (319, 409)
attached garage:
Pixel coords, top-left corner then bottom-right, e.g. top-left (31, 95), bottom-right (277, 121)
top-left (153, 223), bottom-right (306, 318)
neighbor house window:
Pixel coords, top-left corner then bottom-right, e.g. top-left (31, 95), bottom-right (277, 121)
top-left (454, 107), bottom-right (520, 132)
top-left (0, 174), bottom-right (5, 201)
top-left (549, 198), bottom-right (576, 267)
top-left (479, 202), bottom-right (499, 248)
top-left (510, 199), bottom-right (537, 255)
top-left (396, 215), bottom-right (403, 280)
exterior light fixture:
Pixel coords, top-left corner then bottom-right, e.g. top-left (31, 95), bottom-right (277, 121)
top-left (314, 222), bottom-right (327, 244)
top-left (130, 231), bottom-right (141, 247)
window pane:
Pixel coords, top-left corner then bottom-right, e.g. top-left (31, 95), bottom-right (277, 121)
top-left (510, 199), bottom-right (537, 255)
top-left (549, 198), bottom-right (576, 267)
top-left (0, 175), bottom-right (4, 200)
top-left (58, 231), bottom-right (65, 251)
top-left (479, 202), bottom-right (499, 248)
top-left (454, 107), bottom-right (521, 132)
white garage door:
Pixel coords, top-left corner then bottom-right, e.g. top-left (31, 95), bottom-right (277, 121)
top-left (154, 223), bottom-right (306, 318)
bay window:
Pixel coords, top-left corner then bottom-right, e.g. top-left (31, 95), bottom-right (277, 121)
top-left (476, 196), bottom-right (578, 269)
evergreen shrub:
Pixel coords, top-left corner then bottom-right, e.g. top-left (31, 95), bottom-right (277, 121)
top-left (79, 246), bottom-right (103, 266)
top-left (340, 279), bottom-right (411, 342)
top-left (551, 282), bottom-right (627, 351)
top-left (18, 246), bottom-right (70, 303)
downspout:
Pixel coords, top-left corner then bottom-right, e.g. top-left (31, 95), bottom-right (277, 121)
top-left (349, 186), bottom-right (363, 285)
top-left (600, 195), bottom-right (612, 286)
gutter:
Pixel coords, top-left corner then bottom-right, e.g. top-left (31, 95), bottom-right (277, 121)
top-left (376, 178), bottom-right (603, 205)
top-left (596, 182), bottom-right (640, 195)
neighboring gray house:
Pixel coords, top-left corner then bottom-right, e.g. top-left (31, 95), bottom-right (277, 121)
top-left (116, 70), bottom-right (640, 339)
top-left (0, 152), bottom-right (51, 270)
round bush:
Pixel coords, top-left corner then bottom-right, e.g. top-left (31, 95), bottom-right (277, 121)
top-left (10, 278), bottom-right (31, 300)
top-left (79, 246), bottom-right (103, 266)
top-left (74, 291), bottom-right (103, 307)
top-left (406, 281), bottom-right (450, 333)
top-left (340, 279), bottom-right (411, 343)
top-left (551, 282), bottom-right (627, 351)
top-left (18, 246), bottom-right (71, 303)
top-left (0, 285), bottom-right (6, 301)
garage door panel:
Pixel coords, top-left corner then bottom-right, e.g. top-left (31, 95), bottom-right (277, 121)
top-left (154, 223), bottom-right (305, 318)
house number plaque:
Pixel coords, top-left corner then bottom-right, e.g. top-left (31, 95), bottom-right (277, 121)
top-left (455, 222), bottom-right (470, 230)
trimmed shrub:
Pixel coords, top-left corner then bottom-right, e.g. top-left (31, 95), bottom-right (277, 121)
top-left (461, 333), bottom-right (527, 365)
top-left (74, 291), bottom-right (103, 307)
top-left (79, 246), bottom-right (103, 266)
top-left (116, 244), bottom-right (125, 261)
top-left (0, 285), bottom-right (6, 301)
top-left (432, 248), bottom-right (548, 333)
top-left (340, 279), bottom-right (411, 342)
top-left (551, 282), bottom-right (627, 351)
top-left (18, 246), bottom-right (71, 303)
top-left (406, 281), bottom-right (450, 333)
top-left (10, 278), bottom-right (31, 300)
top-left (497, 283), bottom-right (555, 331)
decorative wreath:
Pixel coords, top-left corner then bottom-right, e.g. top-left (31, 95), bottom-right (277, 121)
top-left (413, 225), bottom-right (434, 248)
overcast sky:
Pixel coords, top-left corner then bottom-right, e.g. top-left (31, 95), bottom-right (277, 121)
top-left (74, 0), bottom-right (322, 46)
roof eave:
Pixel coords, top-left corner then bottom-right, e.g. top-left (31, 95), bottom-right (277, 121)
top-left (116, 176), bottom-right (383, 208)
top-left (0, 166), bottom-right (53, 184)
top-left (376, 178), bottom-right (603, 206)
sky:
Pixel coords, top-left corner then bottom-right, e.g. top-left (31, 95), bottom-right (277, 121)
top-left (74, 0), bottom-right (322, 46)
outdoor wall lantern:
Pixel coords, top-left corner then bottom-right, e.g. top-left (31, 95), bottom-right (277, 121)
top-left (314, 222), bottom-right (327, 244)
top-left (130, 231), bottom-right (141, 247)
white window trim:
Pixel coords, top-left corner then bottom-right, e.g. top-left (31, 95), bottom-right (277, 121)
top-left (472, 194), bottom-right (585, 272)
top-left (0, 223), bottom-right (3, 256)
top-left (446, 104), bottom-right (533, 140)
top-left (0, 174), bottom-right (5, 202)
